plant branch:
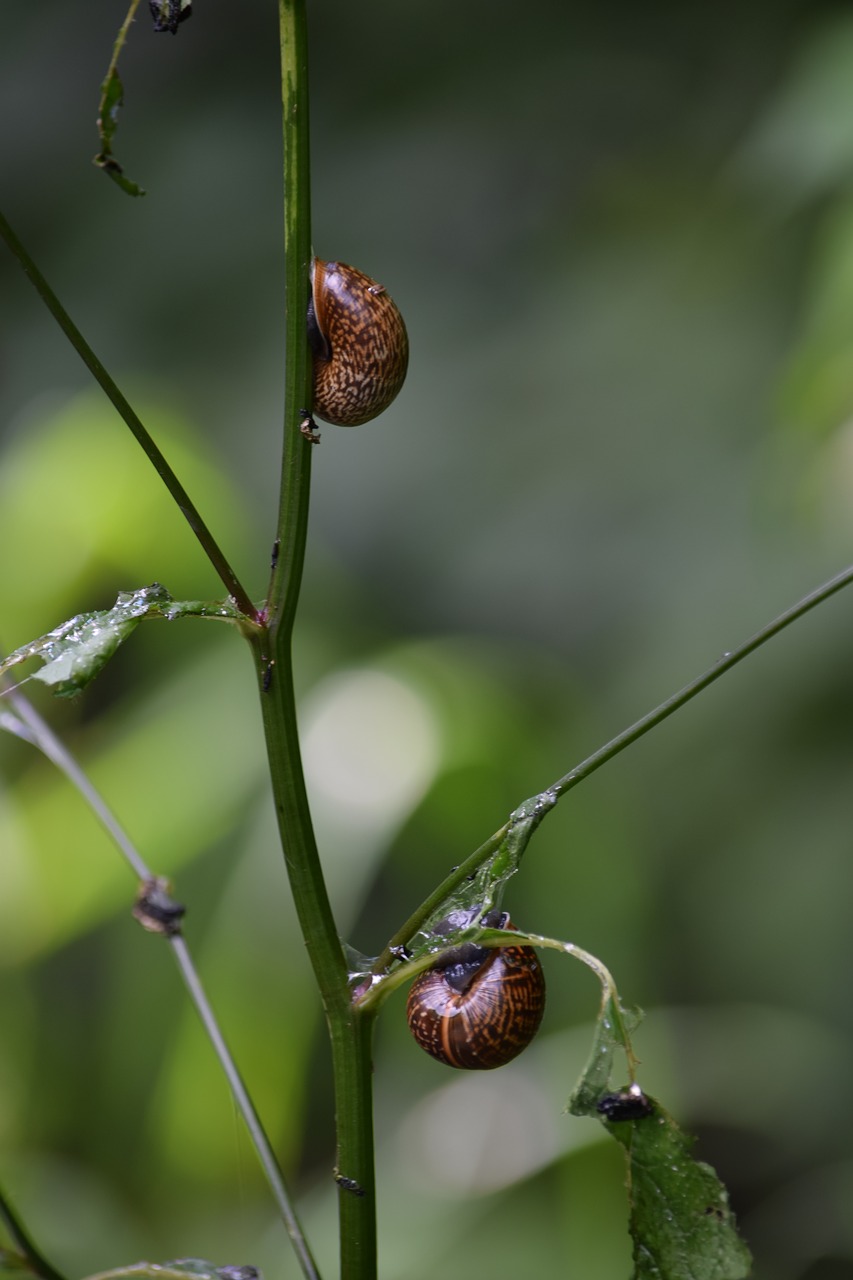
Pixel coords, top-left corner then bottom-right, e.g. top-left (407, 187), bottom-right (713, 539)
top-left (0, 685), bottom-right (319, 1280)
top-left (169, 935), bottom-right (321, 1280)
top-left (4, 685), bottom-right (151, 880)
top-left (0, 1184), bottom-right (68, 1280)
top-left (550, 559), bottom-right (853, 799)
top-left (0, 208), bottom-right (257, 621)
top-left (374, 559), bottom-right (853, 970)
top-left (372, 827), bottom-right (507, 974)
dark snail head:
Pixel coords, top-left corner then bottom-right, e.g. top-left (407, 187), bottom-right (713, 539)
top-left (307, 259), bottom-right (409, 426)
top-left (406, 911), bottom-right (546, 1070)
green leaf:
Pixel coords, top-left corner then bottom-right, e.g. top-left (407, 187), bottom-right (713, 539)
top-left (568, 992), bottom-right (641, 1116)
top-left (97, 68), bottom-right (123, 152)
top-left (562, 980), bottom-right (750, 1277)
top-left (155, 598), bottom-right (246, 623)
top-left (92, 0), bottom-right (192, 193)
top-left (0, 587), bottom-right (244, 698)
top-left (604, 1096), bottom-right (753, 1280)
top-left (93, 69), bottom-right (145, 198)
top-left (2, 585), bottom-right (171, 696)
top-left (409, 790), bottom-right (559, 955)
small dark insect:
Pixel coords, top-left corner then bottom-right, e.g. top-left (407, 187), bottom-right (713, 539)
top-left (262, 659), bottom-right (275, 693)
top-left (132, 876), bottom-right (186, 937)
top-left (596, 1084), bottom-right (653, 1122)
top-left (299, 410), bottom-right (321, 444)
top-left (150, 0), bottom-right (191, 34)
top-left (335, 1173), bottom-right (365, 1197)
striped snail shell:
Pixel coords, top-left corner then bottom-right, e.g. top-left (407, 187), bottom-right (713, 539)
top-left (406, 911), bottom-right (546, 1070)
top-left (307, 259), bottom-right (409, 426)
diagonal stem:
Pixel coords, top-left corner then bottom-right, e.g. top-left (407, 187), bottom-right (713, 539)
top-left (0, 208), bottom-right (258, 621)
top-left (549, 558), bottom-right (853, 799)
top-left (1, 683), bottom-right (320, 1280)
top-left (0, 1184), bottom-right (68, 1280)
top-left (374, 559), bottom-right (853, 970)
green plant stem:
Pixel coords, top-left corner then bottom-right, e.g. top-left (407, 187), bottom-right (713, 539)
top-left (253, 645), bottom-right (347, 1003)
top-left (374, 559), bottom-right (853, 972)
top-left (106, 0), bottom-right (140, 66)
top-left (329, 1010), bottom-right (378, 1268)
top-left (252, 637), bottom-right (377, 1279)
top-left (259, 4), bottom-right (378, 1277)
top-left (549, 559), bottom-right (853, 799)
top-left (371, 824), bottom-right (505, 975)
top-left (0, 208), bottom-right (257, 621)
top-left (170, 936), bottom-right (321, 1280)
top-left (3, 683), bottom-right (151, 880)
top-left (0, 683), bottom-right (320, 1280)
top-left (0, 1184), bottom-right (68, 1280)
top-left (266, 0), bottom-right (314, 634)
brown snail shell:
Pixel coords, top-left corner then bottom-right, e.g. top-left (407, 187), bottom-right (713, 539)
top-left (406, 913), bottom-right (546, 1070)
top-left (307, 259), bottom-right (409, 426)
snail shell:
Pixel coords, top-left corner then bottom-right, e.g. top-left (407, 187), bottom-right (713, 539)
top-left (406, 912), bottom-right (545, 1070)
top-left (307, 259), bottom-right (409, 426)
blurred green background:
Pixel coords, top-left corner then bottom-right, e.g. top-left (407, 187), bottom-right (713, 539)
top-left (4, 1), bottom-right (853, 1277)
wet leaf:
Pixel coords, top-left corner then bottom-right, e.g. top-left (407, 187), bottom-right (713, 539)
top-left (563, 983), bottom-right (749, 1277)
top-left (604, 1096), bottom-right (752, 1280)
top-left (568, 992), bottom-right (641, 1116)
top-left (0, 587), bottom-right (244, 698)
top-left (1, 585), bottom-right (169, 696)
top-left (408, 789), bottom-right (558, 958)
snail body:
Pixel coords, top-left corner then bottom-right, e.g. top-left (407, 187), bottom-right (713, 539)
top-left (308, 259), bottom-right (409, 426)
top-left (406, 912), bottom-right (545, 1070)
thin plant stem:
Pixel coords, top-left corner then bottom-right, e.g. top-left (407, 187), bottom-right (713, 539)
top-left (5, 687), bottom-right (150, 880)
top-left (0, 687), bottom-right (320, 1280)
top-left (263, 0), bottom-right (346, 1019)
top-left (374, 559), bottom-right (853, 970)
top-left (266, 0), bottom-right (314, 634)
top-left (250, 630), bottom-right (377, 1278)
top-left (99, 0), bottom-right (143, 99)
top-left (0, 209), bottom-right (257, 621)
top-left (550, 558), bottom-right (853, 798)
top-left (169, 936), bottom-right (321, 1280)
top-left (0, 1184), bottom-right (68, 1280)
top-left (254, 4), bottom-right (379, 1276)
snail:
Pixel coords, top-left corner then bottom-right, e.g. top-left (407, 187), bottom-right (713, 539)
top-left (307, 259), bottom-right (409, 426)
top-left (406, 910), bottom-right (546, 1069)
